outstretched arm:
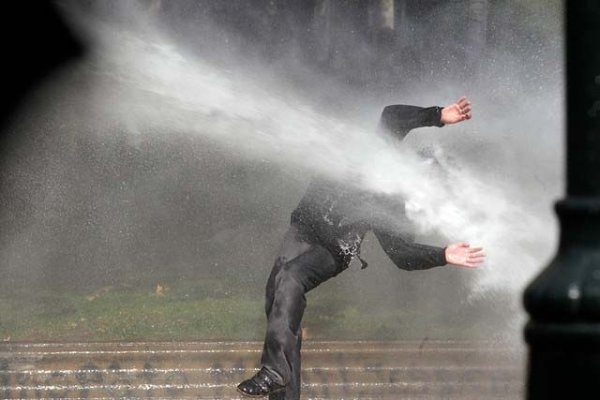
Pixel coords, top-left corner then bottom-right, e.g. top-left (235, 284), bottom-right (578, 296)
top-left (374, 229), bottom-right (485, 271)
top-left (374, 229), bottom-right (447, 271)
top-left (378, 105), bottom-right (443, 139)
top-left (379, 96), bottom-right (472, 139)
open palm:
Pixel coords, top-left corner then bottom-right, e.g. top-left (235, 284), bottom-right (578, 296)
top-left (441, 96), bottom-right (472, 125)
top-left (445, 242), bottom-right (485, 268)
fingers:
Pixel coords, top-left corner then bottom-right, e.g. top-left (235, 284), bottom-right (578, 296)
top-left (456, 96), bottom-right (468, 108)
top-left (467, 248), bottom-right (485, 259)
top-left (458, 257), bottom-right (485, 268)
top-left (449, 243), bottom-right (485, 268)
top-left (464, 249), bottom-right (485, 268)
top-left (453, 243), bottom-right (484, 252)
top-left (455, 97), bottom-right (472, 118)
top-left (460, 111), bottom-right (471, 121)
top-left (462, 261), bottom-right (482, 268)
top-left (447, 242), bottom-right (486, 268)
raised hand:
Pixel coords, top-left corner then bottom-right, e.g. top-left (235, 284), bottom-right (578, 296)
top-left (444, 242), bottom-right (485, 268)
top-left (441, 96), bottom-right (472, 125)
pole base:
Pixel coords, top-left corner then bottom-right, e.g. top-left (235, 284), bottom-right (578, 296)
top-left (525, 320), bottom-right (600, 399)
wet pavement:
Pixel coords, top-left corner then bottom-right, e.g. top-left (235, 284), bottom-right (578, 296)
top-left (0, 340), bottom-right (524, 399)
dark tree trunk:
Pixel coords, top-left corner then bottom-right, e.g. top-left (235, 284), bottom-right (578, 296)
top-left (464, 0), bottom-right (489, 76)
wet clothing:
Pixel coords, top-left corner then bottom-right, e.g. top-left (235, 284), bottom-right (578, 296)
top-left (259, 105), bottom-right (448, 400)
top-left (290, 177), bottom-right (447, 272)
top-left (261, 225), bottom-right (338, 400)
top-left (290, 104), bottom-right (447, 271)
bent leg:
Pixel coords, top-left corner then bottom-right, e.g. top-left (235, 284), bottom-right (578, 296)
top-left (261, 235), bottom-right (340, 399)
top-left (265, 225), bottom-right (312, 317)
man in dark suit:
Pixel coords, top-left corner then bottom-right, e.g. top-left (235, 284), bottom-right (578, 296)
top-left (238, 96), bottom-right (484, 399)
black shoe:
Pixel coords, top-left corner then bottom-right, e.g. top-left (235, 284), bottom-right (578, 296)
top-left (237, 368), bottom-right (285, 398)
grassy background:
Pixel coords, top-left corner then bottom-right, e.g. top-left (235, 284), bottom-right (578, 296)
top-left (0, 274), bottom-right (512, 342)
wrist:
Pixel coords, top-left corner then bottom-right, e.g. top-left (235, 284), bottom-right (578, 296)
top-left (441, 246), bottom-right (449, 266)
top-left (436, 106), bottom-right (446, 127)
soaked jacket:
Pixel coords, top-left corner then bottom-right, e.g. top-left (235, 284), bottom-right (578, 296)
top-left (290, 105), bottom-right (447, 271)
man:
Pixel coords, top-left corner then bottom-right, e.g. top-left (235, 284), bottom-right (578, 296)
top-left (237, 96), bottom-right (484, 399)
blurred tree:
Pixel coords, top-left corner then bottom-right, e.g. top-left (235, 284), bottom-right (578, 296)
top-left (465, 0), bottom-right (489, 76)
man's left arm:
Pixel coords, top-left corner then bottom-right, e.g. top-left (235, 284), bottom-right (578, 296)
top-left (374, 229), bottom-right (486, 271)
top-left (373, 229), bottom-right (447, 271)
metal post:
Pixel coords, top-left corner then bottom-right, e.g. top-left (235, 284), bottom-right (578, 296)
top-left (524, 1), bottom-right (600, 399)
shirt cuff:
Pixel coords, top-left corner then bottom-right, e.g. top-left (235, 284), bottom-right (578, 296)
top-left (420, 106), bottom-right (445, 128)
top-left (437, 246), bottom-right (448, 266)
top-left (434, 106), bottom-right (445, 127)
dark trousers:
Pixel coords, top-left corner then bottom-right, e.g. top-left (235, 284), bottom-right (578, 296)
top-left (260, 224), bottom-right (342, 400)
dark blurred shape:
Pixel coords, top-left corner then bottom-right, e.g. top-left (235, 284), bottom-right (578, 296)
top-left (524, 2), bottom-right (600, 398)
top-left (0, 1), bottom-right (84, 132)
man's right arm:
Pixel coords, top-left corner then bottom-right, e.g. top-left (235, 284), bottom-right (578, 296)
top-left (378, 105), bottom-right (444, 140)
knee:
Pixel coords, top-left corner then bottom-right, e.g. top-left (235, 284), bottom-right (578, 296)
top-left (273, 263), bottom-right (305, 294)
top-left (269, 265), bottom-right (307, 314)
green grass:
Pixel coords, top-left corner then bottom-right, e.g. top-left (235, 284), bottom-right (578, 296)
top-left (0, 280), bottom-right (263, 341)
top-left (0, 279), bottom-right (502, 342)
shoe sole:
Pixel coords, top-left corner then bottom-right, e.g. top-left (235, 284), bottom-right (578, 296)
top-left (236, 385), bottom-right (285, 398)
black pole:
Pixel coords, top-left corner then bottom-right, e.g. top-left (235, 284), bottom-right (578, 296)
top-left (524, 1), bottom-right (600, 399)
